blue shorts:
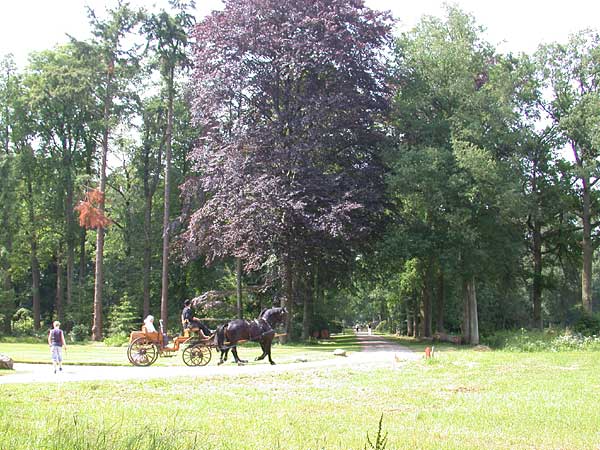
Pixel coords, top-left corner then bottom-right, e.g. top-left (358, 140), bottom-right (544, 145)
top-left (51, 345), bottom-right (63, 363)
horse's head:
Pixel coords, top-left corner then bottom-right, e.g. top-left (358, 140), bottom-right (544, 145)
top-left (261, 306), bottom-right (287, 328)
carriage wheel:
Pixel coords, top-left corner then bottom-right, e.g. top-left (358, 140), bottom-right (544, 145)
top-left (182, 343), bottom-right (212, 367)
top-left (127, 337), bottom-right (159, 366)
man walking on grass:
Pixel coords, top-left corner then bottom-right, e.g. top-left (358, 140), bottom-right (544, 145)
top-left (48, 321), bottom-right (67, 373)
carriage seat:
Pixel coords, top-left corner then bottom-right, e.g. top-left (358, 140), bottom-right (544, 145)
top-left (140, 326), bottom-right (161, 342)
top-left (182, 320), bottom-right (212, 340)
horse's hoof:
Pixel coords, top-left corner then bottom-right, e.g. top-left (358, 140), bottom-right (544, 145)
top-left (237, 362), bottom-right (245, 366)
top-left (218, 361), bottom-right (224, 366)
top-left (270, 361), bottom-right (276, 365)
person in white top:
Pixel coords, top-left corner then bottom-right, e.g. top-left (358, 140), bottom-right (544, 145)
top-left (143, 315), bottom-right (157, 333)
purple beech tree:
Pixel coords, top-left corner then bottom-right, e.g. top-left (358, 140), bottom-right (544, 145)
top-left (183, 0), bottom-right (393, 338)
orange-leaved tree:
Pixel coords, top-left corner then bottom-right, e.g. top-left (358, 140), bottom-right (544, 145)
top-left (75, 189), bottom-right (111, 230)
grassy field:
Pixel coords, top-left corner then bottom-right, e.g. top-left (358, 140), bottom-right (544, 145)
top-left (1, 336), bottom-right (599, 449)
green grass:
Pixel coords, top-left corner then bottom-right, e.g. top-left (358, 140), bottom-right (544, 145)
top-left (0, 341), bottom-right (599, 449)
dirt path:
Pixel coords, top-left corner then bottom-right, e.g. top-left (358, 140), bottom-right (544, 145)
top-left (0, 333), bottom-right (419, 385)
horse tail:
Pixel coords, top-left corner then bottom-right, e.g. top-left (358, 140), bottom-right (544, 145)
top-left (215, 324), bottom-right (227, 350)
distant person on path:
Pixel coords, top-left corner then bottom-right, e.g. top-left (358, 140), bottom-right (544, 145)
top-left (181, 300), bottom-right (212, 338)
top-left (367, 323), bottom-right (372, 335)
top-left (47, 321), bottom-right (67, 373)
top-left (355, 323), bottom-right (360, 333)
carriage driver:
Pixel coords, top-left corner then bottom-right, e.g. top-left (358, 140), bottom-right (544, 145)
top-left (181, 299), bottom-right (212, 338)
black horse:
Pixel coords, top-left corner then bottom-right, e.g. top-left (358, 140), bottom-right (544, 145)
top-left (215, 306), bottom-right (287, 365)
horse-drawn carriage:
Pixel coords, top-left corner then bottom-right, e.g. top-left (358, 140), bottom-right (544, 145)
top-left (127, 321), bottom-right (213, 367)
top-left (126, 306), bottom-right (288, 367)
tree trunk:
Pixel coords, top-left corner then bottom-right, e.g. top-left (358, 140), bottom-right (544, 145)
top-left (65, 163), bottom-right (75, 308)
top-left (92, 67), bottom-right (113, 341)
top-left (532, 220), bottom-right (543, 329)
top-left (412, 295), bottom-right (419, 337)
top-left (581, 175), bottom-right (593, 314)
top-left (31, 243), bottom-right (41, 330)
top-left (1, 204), bottom-right (14, 334)
top-left (160, 68), bottom-right (175, 332)
top-left (421, 261), bottom-right (433, 337)
top-left (141, 136), bottom-right (161, 318)
top-left (55, 250), bottom-right (64, 322)
top-left (282, 256), bottom-right (293, 343)
top-left (301, 269), bottom-right (314, 340)
top-left (26, 174), bottom-right (41, 330)
top-left (435, 267), bottom-right (445, 333)
top-left (236, 258), bottom-right (242, 319)
top-left (406, 296), bottom-right (413, 337)
top-left (462, 276), bottom-right (479, 345)
top-left (79, 228), bottom-right (86, 287)
top-left (142, 191), bottom-right (153, 318)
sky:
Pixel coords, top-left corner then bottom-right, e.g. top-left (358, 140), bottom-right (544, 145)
top-left (0, 0), bottom-right (599, 68)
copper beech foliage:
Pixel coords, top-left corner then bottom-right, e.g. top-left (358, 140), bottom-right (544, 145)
top-left (181, 0), bottom-right (393, 270)
top-left (75, 189), bottom-right (111, 230)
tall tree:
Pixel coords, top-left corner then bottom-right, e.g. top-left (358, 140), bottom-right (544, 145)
top-left (24, 44), bottom-right (102, 321)
top-left (536, 30), bottom-right (600, 314)
top-left (86, 1), bottom-right (142, 340)
top-left (0, 55), bottom-right (18, 332)
top-left (389, 7), bottom-right (523, 343)
top-left (184, 0), bottom-right (392, 338)
top-left (143, 3), bottom-right (194, 331)
top-left (136, 96), bottom-right (164, 318)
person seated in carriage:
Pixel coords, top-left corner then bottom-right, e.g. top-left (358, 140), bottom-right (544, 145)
top-left (143, 314), bottom-right (168, 346)
top-left (181, 299), bottom-right (212, 338)
top-left (143, 315), bottom-right (156, 333)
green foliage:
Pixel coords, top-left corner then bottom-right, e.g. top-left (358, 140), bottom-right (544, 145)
top-left (484, 328), bottom-right (600, 352)
top-left (103, 333), bottom-right (129, 347)
top-left (68, 324), bottom-right (90, 343)
top-left (11, 308), bottom-right (35, 336)
top-left (375, 320), bottom-right (389, 333)
top-left (573, 312), bottom-right (600, 336)
top-left (364, 414), bottom-right (388, 450)
top-left (106, 297), bottom-right (139, 337)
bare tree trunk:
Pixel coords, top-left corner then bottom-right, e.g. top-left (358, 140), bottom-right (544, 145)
top-left (421, 261), bottom-right (433, 337)
top-left (65, 167), bottom-right (75, 308)
top-left (532, 220), bottom-right (543, 329)
top-left (25, 173), bottom-right (41, 330)
top-left (142, 194), bottom-right (152, 319)
top-left (236, 258), bottom-right (242, 319)
top-left (31, 244), bottom-right (41, 330)
top-left (56, 250), bottom-right (64, 322)
top-left (462, 276), bottom-right (479, 345)
top-left (412, 295), bottom-right (419, 337)
top-left (282, 256), bottom-right (293, 343)
top-left (406, 296), bottom-right (413, 337)
top-left (142, 142), bottom-right (160, 318)
top-left (301, 269), bottom-right (314, 340)
top-left (435, 267), bottom-right (445, 333)
top-left (581, 175), bottom-right (593, 314)
top-left (1, 210), bottom-right (13, 334)
top-left (160, 67), bottom-right (175, 332)
top-left (92, 68), bottom-right (112, 341)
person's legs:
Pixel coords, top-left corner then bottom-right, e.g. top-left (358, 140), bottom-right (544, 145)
top-left (56, 347), bottom-right (63, 371)
top-left (51, 346), bottom-right (59, 373)
top-left (199, 322), bottom-right (212, 337)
